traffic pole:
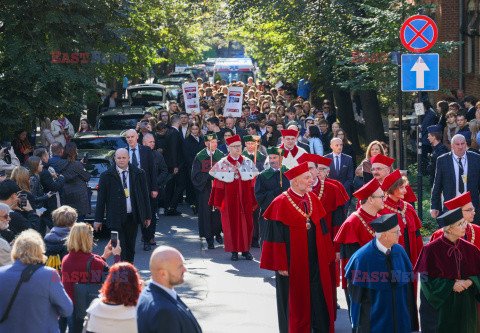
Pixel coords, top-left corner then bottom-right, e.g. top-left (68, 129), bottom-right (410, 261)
top-left (397, 55), bottom-right (404, 169)
top-left (417, 92), bottom-right (423, 220)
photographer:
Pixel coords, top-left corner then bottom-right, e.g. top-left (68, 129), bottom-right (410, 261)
top-left (136, 118), bottom-right (152, 144)
top-left (0, 179), bottom-right (40, 242)
top-left (0, 145), bottom-right (20, 178)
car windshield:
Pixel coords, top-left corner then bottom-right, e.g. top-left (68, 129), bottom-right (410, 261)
top-left (97, 115), bottom-right (144, 131)
top-left (84, 159), bottom-right (112, 178)
top-left (128, 89), bottom-right (164, 101)
top-left (214, 71), bottom-right (254, 84)
top-left (166, 88), bottom-right (181, 100)
top-left (169, 73), bottom-right (191, 79)
top-left (72, 136), bottom-right (127, 150)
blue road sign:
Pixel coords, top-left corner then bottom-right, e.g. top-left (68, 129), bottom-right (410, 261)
top-left (401, 53), bottom-right (439, 92)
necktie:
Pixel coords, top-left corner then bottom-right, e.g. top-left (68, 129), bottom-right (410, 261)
top-left (131, 148), bottom-right (138, 167)
top-left (458, 157), bottom-right (465, 193)
top-left (122, 171), bottom-right (127, 188)
top-left (335, 156), bottom-right (340, 173)
top-left (385, 249), bottom-right (391, 255)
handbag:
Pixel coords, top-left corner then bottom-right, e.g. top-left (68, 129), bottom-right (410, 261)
top-left (73, 256), bottom-right (104, 320)
top-left (0, 264), bottom-right (42, 323)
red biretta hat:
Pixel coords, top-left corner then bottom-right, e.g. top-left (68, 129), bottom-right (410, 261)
top-left (284, 162), bottom-right (310, 180)
top-left (380, 169), bottom-right (402, 191)
top-left (370, 154), bottom-right (394, 167)
top-left (225, 135), bottom-right (241, 145)
top-left (297, 153), bottom-right (332, 167)
top-left (280, 129), bottom-right (299, 138)
top-left (444, 192), bottom-right (472, 210)
top-left (353, 178), bottom-right (381, 200)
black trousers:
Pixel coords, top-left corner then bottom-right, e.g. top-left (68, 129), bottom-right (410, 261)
top-left (252, 206), bottom-right (260, 243)
top-left (142, 197), bottom-right (157, 242)
top-left (115, 213), bottom-right (138, 263)
top-left (166, 167), bottom-right (186, 210)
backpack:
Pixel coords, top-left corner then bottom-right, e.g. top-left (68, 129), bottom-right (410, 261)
top-left (45, 254), bottom-right (62, 272)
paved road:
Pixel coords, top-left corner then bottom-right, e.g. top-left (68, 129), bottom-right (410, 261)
top-left (94, 203), bottom-right (351, 332)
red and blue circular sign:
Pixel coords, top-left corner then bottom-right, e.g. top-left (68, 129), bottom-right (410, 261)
top-left (400, 15), bottom-right (438, 53)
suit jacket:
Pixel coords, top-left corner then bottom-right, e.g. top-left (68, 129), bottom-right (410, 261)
top-left (297, 140), bottom-right (311, 153)
top-left (136, 283), bottom-right (202, 333)
top-left (431, 151), bottom-right (480, 223)
top-left (95, 164), bottom-right (151, 229)
top-left (421, 109), bottom-right (439, 147)
top-left (164, 127), bottom-right (185, 171)
top-left (128, 145), bottom-right (158, 192)
top-left (325, 153), bottom-right (354, 196)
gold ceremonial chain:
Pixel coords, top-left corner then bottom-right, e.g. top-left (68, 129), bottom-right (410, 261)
top-left (352, 212), bottom-right (375, 237)
top-left (317, 180), bottom-right (325, 199)
top-left (383, 199), bottom-right (408, 225)
top-left (284, 191), bottom-right (313, 230)
top-left (470, 224), bottom-right (476, 244)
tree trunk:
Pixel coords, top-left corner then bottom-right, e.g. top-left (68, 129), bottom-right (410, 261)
top-left (333, 88), bottom-right (361, 152)
top-left (358, 89), bottom-right (386, 142)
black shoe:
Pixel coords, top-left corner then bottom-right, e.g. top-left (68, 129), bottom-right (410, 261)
top-left (206, 238), bottom-right (215, 249)
top-left (231, 252), bottom-right (239, 261)
top-left (149, 239), bottom-right (157, 246)
top-left (215, 235), bottom-right (223, 244)
top-left (251, 240), bottom-right (260, 248)
top-left (241, 251), bottom-right (253, 260)
top-left (191, 205), bottom-right (198, 215)
top-left (143, 242), bottom-right (152, 251)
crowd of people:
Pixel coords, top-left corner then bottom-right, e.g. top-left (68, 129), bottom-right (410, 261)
top-left (1, 77), bottom-right (480, 333)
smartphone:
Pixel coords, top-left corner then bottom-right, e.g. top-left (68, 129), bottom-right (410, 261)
top-left (83, 152), bottom-right (88, 163)
top-left (18, 193), bottom-right (27, 209)
top-left (111, 231), bottom-right (118, 248)
top-left (139, 122), bottom-right (148, 128)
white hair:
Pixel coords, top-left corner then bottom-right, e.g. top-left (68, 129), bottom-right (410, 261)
top-left (330, 137), bottom-right (342, 145)
top-left (0, 203), bottom-right (10, 214)
top-left (142, 133), bottom-right (154, 141)
top-left (451, 134), bottom-right (466, 144)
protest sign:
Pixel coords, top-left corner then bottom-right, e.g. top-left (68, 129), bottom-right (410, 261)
top-left (182, 82), bottom-right (200, 114)
top-left (223, 86), bottom-right (244, 118)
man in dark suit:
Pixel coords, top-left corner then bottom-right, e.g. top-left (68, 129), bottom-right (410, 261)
top-left (464, 95), bottom-right (477, 121)
top-left (431, 134), bottom-right (480, 224)
top-left (427, 125), bottom-right (448, 186)
top-left (225, 116), bottom-right (247, 140)
top-left (322, 100), bottom-right (337, 129)
top-left (137, 246), bottom-right (202, 333)
top-left (164, 115), bottom-right (186, 216)
top-left (94, 148), bottom-right (151, 263)
top-left (325, 138), bottom-right (354, 197)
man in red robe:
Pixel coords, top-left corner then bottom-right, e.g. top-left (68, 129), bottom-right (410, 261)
top-left (260, 162), bottom-right (335, 333)
top-left (378, 169), bottom-right (422, 331)
top-left (298, 153), bottom-right (348, 314)
top-left (334, 178), bottom-right (384, 307)
top-left (209, 135), bottom-right (259, 261)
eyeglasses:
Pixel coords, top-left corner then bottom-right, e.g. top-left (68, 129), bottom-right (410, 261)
top-left (229, 145), bottom-right (242, 149)
top-left (389, 230), bottom-right (402, 235)
top-left (371, 167), bottom-right (389, 172)
top-left (371, 195), bottom-right (385, 200)
top-left (454, 221), bottom-right (468, 228)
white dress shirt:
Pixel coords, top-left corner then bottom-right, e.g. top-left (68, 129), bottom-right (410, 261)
top-left (150, 280), bottom-right (177, 300)
top-left (181, 126), bottom-right (188, 138)
top-left (116, 165), bottom-right (132, 213)
top-left (128, 145), bottom-right (141, 169)
top-left (376, 238), bottom-right (391, 255)
top-left (452, 152), bottom-right (468, 196)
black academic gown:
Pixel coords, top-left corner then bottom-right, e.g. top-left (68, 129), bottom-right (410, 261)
top-left (254, 166), bottom-right (289, 245)
top-left (428, 142), bottom-right (448, 185)
top-left (191, 148), bottom-right (224, 240)
top-left (183, 135), bottom-right (205, 206)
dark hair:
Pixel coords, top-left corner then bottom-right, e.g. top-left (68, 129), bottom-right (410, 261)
top-left (256, 113), bottom-right (266, 121)
top-left (78, 119), bottom-right (92, 132)
top-left (33, 148), bottom-right (48, 160)
top-left (14, 129), bottom-right (27, 138)
top-left (155, 122), bottom-right (167, 131)
top-left (437, 101), bottom-right (449, 116)
top-left (464, 95), bottom-right (477, 105)
top-left (51, 142), bottom-right (64, 155)
top-left (207, 117), bottom-right (219, 127)
top-left (62, 142), bottom-right (78, 162)
top-left (109, 90), bottom-right (117, 97)
top-left (26, 156), bottom-right (42, 176)
top-left (246, 123), bottom-right (260, 132)
top-left (457, 111), bottom-right (467, 118)
top-left (100, 263), bottom-right (141, 307)
top-left (429, 131), bottom-right (442, 141)
top-left (286, 107), bottom-right (296, 114)
top-left (308, 126), bottom-right (321, 138)
top-left (223, 128), bottom-right (234, 136)
top-left (0, 180), bottom-right (20, 200)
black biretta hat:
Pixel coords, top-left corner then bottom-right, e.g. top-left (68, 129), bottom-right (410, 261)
top-left (437, 207), bottom-right (464, 228)
top-left (371, 213), bottom-right (399, 232)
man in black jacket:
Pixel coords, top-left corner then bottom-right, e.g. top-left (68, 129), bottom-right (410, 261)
top-left (142, 134), bottom-right (168, 251)
top-left (33, 148), bottom-right (65, 236)
top-left (164, 115), bottom-right (185, 216)
top-left (94, 148), bottom-right (151, 263)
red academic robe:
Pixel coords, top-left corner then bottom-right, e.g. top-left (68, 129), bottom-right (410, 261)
top-left (312, 178), bottom-right (348, 319)
top-left (209, 155), bottom-right (258, 252)
top-left (334, 208), bottom-right (377, 289)
top-left (355, 183), bottom-right (417, 210)
top-left (260, 189), bottom-right (335, 333)
top-left (325, 178), bottom-right (349, 203)
top-left (378, 196), bottom-right (423, 266)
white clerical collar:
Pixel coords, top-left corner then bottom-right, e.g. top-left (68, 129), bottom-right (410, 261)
top-left (313, 178), bottom-right (319, 187)
top-left (291, 188), bottom-right (306, 198)
top-left (376, 238), bottom-right (391, 255)
top-left (150, 280), bottom-right (177, 300)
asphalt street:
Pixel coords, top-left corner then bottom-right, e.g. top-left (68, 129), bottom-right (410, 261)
top-left (94, 203), bottom-right (351, 332)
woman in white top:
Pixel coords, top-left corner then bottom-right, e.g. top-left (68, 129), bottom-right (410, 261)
top-left (85, 262), bottom-right (141, 333)
top-left (0, 203), bottom-right (12, 267)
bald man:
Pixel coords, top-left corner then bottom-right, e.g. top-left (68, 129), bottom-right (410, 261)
top-left (137, 246), bottom-right (202, 333)
top-left (325, 137), bottom-right (354, 198)
top-left (94, 148), bottom-right (151, 263)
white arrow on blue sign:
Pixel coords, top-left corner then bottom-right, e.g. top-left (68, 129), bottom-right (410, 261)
top-left (401, 53), bottom-right (439, 92)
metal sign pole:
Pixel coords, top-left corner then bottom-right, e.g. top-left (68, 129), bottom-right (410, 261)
top-left (417, 92), bottom-right (423, 220)
top-left (397, 55), bottom-right (404, 169)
